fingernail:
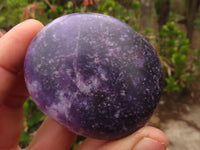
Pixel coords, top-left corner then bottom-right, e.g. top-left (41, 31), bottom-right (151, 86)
top-left (133, 137), bottom-right (166, 150)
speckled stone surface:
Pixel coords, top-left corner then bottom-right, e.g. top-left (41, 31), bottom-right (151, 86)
top-left (24, 13), bottom-right (163, 140)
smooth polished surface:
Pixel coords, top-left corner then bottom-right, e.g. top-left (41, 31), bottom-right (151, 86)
top-left (24, 13), bottom-right (163, 140)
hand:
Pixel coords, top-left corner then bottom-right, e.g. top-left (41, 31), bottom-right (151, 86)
top-left (0, 20), bottom-right (168, 150)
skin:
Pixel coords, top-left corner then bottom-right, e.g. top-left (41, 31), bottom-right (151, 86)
top-left (0, 19), bottom-right (168, 150)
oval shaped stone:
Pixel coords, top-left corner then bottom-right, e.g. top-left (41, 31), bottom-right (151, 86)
top-left (24, 13), bottom-right (163, 140)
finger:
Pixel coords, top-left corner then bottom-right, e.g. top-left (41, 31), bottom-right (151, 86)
top-left (28, 117), bottom-right (77, 150)
top-left (0, 19), bottom-right (43, 149)
top-left (0, 73), bottom-right (28, 149)
top-left (0, 19), bottom-right (44, 105)
top-left (76, 138), bottom-right (107, 150)
top-left (76, 126), bottom-right (168, 150)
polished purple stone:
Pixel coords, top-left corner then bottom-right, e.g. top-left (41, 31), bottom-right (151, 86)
top-left (24, 13), bottom-right (163, 140)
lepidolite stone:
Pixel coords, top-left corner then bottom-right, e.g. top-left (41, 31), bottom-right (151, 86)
top-left (24, 13), bottom-right (163, 140)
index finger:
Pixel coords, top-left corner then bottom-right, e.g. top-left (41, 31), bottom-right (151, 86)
top-left (0, 19), bottom-right (44, 104)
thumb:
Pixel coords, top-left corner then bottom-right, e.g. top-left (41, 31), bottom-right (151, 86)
top-left (76, 126), bottom-right (168, 150)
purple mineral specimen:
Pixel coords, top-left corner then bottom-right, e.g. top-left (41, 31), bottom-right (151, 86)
top-left (24, 13), bottom-right (163, 140)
